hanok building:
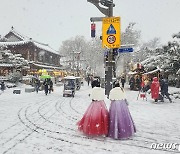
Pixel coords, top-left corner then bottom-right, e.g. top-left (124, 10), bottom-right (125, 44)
top-left (0, 27), bottom-right (64, 76)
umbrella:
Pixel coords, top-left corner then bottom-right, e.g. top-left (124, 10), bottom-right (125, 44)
top-left (40, 74), bottom-right (51, 79)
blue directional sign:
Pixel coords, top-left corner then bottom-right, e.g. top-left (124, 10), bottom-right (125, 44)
top-left (117, 47), bottom-right (133, 53)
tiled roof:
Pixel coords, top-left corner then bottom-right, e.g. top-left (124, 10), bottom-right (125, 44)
top-left (0, 41), bottom-right (30, 46)
top-left (9, 29), bottom-right (30, 40)
top-left (33, 41), bottom-right (59, 55)
top-left (1, 28), bottom-right (60, 55)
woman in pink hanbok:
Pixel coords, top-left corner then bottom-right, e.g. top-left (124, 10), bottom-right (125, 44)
top-left (77, 84), bottom-right (109, 136)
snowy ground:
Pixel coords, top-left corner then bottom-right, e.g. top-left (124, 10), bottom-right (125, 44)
top-left (0, 82), bottom-right (180, 154)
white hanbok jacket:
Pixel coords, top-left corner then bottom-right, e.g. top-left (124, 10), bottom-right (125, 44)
top-left (109, 87), bottom-right (126, 100)
top-left (90, 87), bottom-right (105, 101)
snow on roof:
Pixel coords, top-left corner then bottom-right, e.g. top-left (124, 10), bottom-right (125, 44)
top-left (0, 41), bottom-right (29, 46)
top-left (2, 28), bottom-right (60, 55)
top-left (0, 63), bottom-right (14, 67)
top-left (10, 28), bottom-right (30, 40)
top-left (33, 41), bottom-right (59, 55)
top-left (32, 63), bottom-right (64, 70)
top-left (0, 40), bottom-right (59, 55)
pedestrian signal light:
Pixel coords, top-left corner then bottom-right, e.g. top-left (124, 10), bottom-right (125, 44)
top-left (91, 23), bottom-right (96, 38)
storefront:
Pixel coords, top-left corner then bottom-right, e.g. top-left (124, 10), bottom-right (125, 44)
top-left (0, 63), bottom-right (14, 76)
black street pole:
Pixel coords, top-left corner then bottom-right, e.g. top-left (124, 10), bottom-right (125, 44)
top-left (87, 0), bottom-right (115, 96)
top-left (105, 1), bottom-right (114, 96)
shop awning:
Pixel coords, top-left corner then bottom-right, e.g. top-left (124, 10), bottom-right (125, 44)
top-left (31, 63), bottom-right (65, 70)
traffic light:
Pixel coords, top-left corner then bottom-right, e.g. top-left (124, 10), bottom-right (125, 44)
top-left (104, 51), bottom-right (108, 62)
top-left (91, 23), bottom-right (96, 38)
top-left (112, 48), bottom-right (118, 61)
top-left (113, 48), bottom-right (118, 56)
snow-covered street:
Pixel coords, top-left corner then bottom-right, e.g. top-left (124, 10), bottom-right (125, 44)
top-left (0, 82), bottom-right (180, 154)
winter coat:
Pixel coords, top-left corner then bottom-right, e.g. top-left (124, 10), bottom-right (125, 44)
top-left (129, 77), bottom-right (135, 85)
top-left (129, 77), bottom-right (135, 90)
top-left (1, 82), bottom-right (5, 91)
top-left (150, 77), bottom-right (160, 99)
top-left (49, 80), bottom-right (53, 88)
top-left (35, 80), bottom-right (40, 87)
top-left (43, 80), bottom-right (49, 93)
top-left (90, 87), bottom-right (105, 101)
top-left (91, 79), bottom-right (100, 88)
top-left (121, 77), bottom-right (126, 84)
top-left (160, 78), bottom-right (169, 94)
top-left (109, 87), bottom-right (126, 100)
top-left (135, 77), bottom-right (141, 90)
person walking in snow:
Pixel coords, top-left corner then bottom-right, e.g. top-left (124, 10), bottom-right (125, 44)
top-left (129, 76), bottom-right (135, 90)
top-left (48, 79), bottom-right (53, 94)
top-left (0, 81), bottom-right (5, 92)
top-left (135, 75), bottom-right (141, 91)
top-left (91, 77), bottom-right (100, 88)
top-left (77, 83), bottom-right (109, 136)
top-left (150, 77), bottom-right (160, 102)
top-left (121, 76), bottom-right (126, 88)
top-left (43, 79), bottom-right (49, 95)
top-left (35, 79), bottom-right (40, 93)
top-left (87, 75), bottom-right (90, 86)
top-left (160, 76), bottom-right (172, 103)
top-left (108, 82), bottom-right (136, 140)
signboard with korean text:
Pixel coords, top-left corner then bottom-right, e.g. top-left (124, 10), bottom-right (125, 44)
top-left (102, 17), bottom-right (121, 48)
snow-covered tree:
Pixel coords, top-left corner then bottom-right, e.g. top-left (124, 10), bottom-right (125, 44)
top-left (162, 39), bottom-right (180, 74)
top-left (8, 71), bottom-right (22, 83)
top-left (85, 38), bottom-right (104, 76)
top-left (0, 50), bottom-right (28, 67)
top-left (59, 36), bottom-right (104, 76)
top-left (121, 22), bottom-right (141, 47)
top-left (141, 32), bottom-right (180, 76)
top-left (116, 23), bottom-right (141, 75)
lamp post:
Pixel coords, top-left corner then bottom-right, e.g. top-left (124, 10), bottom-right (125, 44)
top-left (87, 0), bottom-right (115, 96)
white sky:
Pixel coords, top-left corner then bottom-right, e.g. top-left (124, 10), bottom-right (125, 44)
top-left (0, 0), bottom-right (180, 50)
